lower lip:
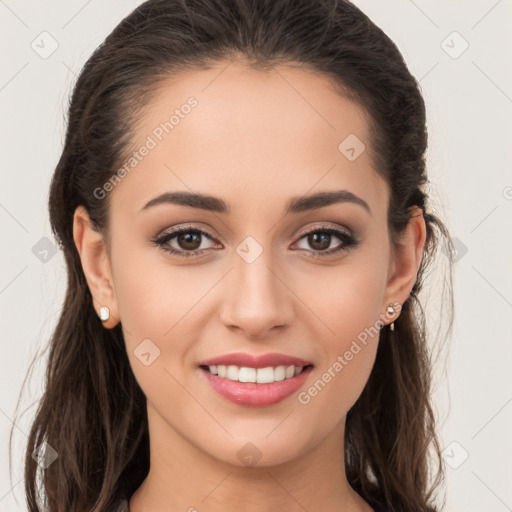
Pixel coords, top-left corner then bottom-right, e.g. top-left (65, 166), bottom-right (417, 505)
top-left (200, 366), bottom-right (313, 407)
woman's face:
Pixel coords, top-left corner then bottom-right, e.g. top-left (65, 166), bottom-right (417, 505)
top-left (77, 61), bottom-right (423, 468)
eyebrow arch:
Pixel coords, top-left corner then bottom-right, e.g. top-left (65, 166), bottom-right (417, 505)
top-left (286, 190), bottom-right (371, 215)
top-left (139, 189), bottom-right (371, 215)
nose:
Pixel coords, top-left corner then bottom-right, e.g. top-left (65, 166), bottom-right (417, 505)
top-left (219, 248), bottom-right (294, 340)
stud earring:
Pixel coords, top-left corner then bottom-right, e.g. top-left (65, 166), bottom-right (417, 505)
top-left (386, 302), bottom-right (399, 331)
top-left (99, 306), bottom-right (110, 322)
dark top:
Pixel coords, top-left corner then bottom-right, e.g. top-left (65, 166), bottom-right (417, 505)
top-left (113, 499), bottom-right (129, 512)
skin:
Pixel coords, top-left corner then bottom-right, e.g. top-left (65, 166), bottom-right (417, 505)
top-left (73, 60), bottom-right (426, 512)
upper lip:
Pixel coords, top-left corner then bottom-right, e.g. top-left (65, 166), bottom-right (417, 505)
top-left (199, 352), bottom-right (313, 369)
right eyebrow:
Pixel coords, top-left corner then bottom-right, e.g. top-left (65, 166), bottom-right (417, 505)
top-left (140, 191), bottom-right (229, 214)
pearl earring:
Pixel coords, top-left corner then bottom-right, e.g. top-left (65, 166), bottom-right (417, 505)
top-left (99, 306), bottom-right (110, 322)
top-left (386, 303), bottom-right (398, 331)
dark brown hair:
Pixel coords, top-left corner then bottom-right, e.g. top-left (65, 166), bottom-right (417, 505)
top-left (10, 1), bottom-right (454, 510)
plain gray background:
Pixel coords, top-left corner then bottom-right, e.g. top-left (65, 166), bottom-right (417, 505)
top-left (1, 1), bottom-right (511, 511)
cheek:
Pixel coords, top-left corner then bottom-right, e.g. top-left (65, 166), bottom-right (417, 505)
top-left (296, 342), bottom-right (378, 444)
top-left (111, 242), bottom-right (224, 392)
top-left (112, 238), bottom-right (208, 334)
top-left (291, 250), bottom-right (388, 410)
top-left (295, 268), bottom-right (384, 425)
top-left (332, 268), bottom-right (386, 343)
top-left (293, 251), bottom-right (389, 348)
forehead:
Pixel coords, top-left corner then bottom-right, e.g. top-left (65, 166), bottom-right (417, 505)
top-left (110, 61), bottom-right (387, 218)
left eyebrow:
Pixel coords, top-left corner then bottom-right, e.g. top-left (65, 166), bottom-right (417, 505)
top-left (285, 190), bottom-right (371, 216)
top-left (139, 189), bottom-right (371, 216)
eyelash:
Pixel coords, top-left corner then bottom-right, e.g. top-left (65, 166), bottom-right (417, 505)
top-left (151, 224), bottom-right (358, 259)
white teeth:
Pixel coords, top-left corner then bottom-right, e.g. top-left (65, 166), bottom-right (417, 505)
top-left (257, 367), bottom-right (275, 384)
top-left (285, 365), bottom-right (295, 379)
top-left (226, 365), bottom-right (239, 380)
top-left (239, 367), bottom-right (257, 383)
top-left (274, 366), bottom-right (286, 381)
top-left (206, 364), bottom-right (307, 383)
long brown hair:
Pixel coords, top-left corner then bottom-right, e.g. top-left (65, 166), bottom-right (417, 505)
top-left (9, 1), bottom-right (454, 510)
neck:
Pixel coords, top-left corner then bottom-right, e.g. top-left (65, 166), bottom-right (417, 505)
top-left (129, 402), bottom-right (372, 512)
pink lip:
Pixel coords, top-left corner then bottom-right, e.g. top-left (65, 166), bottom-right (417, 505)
top-left (199, 352), bottom-right (313, 369)
top-left (199, 365), bottom-right (313, 407)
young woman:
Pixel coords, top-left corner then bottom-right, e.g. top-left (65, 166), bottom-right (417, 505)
top-left (16, 0), bottom-right (454, 510)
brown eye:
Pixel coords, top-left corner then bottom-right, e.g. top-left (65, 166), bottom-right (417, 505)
top-left (306, 232), bottom-right (332, 251)
top-left (175, 231), bottom-right (202, 251)
top-left (293, 226), bottom-right (358, 256)
top-left (153, 227), bottom-right (219, 258)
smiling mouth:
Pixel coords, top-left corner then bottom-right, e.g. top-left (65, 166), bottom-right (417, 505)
top-left (199, 364), bottom-right (313, 384)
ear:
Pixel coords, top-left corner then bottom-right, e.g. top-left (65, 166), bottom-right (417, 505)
top-left (72, 206), bottom-right (120, 329)
top-left (382, 206), bottom-right (427, 324)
